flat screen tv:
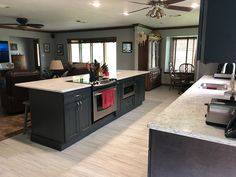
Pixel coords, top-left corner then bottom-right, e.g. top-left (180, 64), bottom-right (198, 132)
top-left (0, 41), bottom-right (10, 63)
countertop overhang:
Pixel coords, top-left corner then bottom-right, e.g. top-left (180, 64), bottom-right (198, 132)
top-left (15, 70), bottom-right (149, 93)
top-left (148, 75), bottom-right (236, 147)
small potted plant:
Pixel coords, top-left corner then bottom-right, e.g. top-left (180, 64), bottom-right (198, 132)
top-left (101, 63), bottom-right (109, 77)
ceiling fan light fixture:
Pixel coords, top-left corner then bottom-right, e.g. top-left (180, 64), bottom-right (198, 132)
top-left (156, 11), bottom-right (162, 19)
top-left (146, 10), bottom-right (152, 17)
top-left (150, 7), bottom-right (157, 17)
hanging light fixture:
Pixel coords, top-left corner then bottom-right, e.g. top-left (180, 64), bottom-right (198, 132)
top-left (146, 6), bottom-right (166, 19)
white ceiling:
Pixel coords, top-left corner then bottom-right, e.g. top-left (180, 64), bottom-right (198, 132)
top-left (0, 0), bottom-right (200, 31)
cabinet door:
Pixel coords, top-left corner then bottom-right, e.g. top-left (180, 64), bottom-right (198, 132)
top-left (198, 0), bottom-right (236, 63)
top-left (78, 95), bottom-right (91, 132)
top-left (135, 75), bottom-right (145, 106)
top-left (116, 80), bottom-right (123, 117)
top-left (65, 101), bottom-right (79, 141)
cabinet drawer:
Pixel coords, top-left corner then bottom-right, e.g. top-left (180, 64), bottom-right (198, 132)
top-left (121, 95), bottom-right (135, 114)
top-left (64, 88), bottom-right (91, 104)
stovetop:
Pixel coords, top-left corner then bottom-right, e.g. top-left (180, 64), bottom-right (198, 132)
top-left (67, 74), bottom-right (116, 87)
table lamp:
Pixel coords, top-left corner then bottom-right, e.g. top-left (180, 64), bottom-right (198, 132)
top-left (49, 60), bottom-right (64, 77)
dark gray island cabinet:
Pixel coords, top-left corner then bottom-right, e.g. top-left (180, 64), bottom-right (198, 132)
top-left (30, 87), bottom-right (92, 150)
top-left (19, 72), bottom-right (148, 150)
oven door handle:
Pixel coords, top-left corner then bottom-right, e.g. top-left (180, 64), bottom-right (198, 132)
top-left (94, 87), bottom-right (116, 97)
top-left (94, 93), bottom-right (102, 96)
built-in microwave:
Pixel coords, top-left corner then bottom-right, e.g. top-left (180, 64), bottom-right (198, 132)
top-left (122, 81), bottom-right (135, 99)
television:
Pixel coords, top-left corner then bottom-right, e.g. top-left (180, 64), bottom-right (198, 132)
top-left (0, 41), bottom-right (10, 63)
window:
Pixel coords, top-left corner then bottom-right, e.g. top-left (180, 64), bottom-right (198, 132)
top-left (81, 43), bottom-right (90, 63)
top-left (171, 37), bottom-right (197, 71)
top-left (71, 44), bottom-right (79, 62)
top-left (92, 43), bottom-right (104, 64)
top-left (69, 38), bottom-right (116, 67)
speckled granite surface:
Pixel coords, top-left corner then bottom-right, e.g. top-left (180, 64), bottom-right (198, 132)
top-left (148, 75), bottom-right (236, 147)
top-left (15, 70), bottom-right (149, 93)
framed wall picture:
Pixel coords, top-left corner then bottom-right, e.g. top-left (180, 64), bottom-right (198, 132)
top-left (122, 42), bottom-right (132, 53)
top-left (43, 43), bottom-right (50, 53)
top-left (10, 43), bottom-right (18, 51)
top-left (57, 44), bottom-right (64, 56)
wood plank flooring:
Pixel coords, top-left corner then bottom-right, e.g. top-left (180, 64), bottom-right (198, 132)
top-left (0, 114), bottom-right (24, 141)
top-left (0, 86), bottom-right (178, 177)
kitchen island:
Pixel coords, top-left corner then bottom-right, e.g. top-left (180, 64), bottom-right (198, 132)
top-left (148, 75), bottom-right (236, 177)
top-left (16, 70), bottom-right (149, 150)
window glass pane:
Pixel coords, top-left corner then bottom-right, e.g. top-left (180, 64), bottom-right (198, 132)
top-left (71, 44), bottom-right (79, 63)
top-left (175, 39), bottom-right (187, 70)
top-left (105, 42), bottom-right (116, 76)
top-left (81, 43), bottom-right (91, 63)
top-left (93, 43), bottom-right (104, 64)
top-left (186, 39), bottom-right (194, 64)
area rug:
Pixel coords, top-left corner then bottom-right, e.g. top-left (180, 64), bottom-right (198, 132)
top-left (0, 114), bottom-right (25, 141)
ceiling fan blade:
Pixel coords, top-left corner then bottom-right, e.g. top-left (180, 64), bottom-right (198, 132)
top-left (128, 1), bottom-right (149, 5)
top-left (167, 5), bottom-right (193, 12)
top-left (128, 7), bottom-right (151, 14)
top-left (26, 24), bottom-right (44, 28)
top-left (165, 0), bottom-right (185, 5)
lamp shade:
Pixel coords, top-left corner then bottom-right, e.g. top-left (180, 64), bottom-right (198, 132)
top-left (49, 60), bottom-right (64, 70)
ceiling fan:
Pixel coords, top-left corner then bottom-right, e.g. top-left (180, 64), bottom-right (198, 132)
top-left (0, 17), bottom-right (44, 29)
top-left (128, 0), bottom-right (193, 19)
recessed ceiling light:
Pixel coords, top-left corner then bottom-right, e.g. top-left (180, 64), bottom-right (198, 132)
top-left (91, 1), bottom-right (101, 8)
top-left (0, 4), bottom-right (10, 8)
top-left (191, 3), bottom-right (199, 9)
top-left (123, 12), bottom-right (129, 16)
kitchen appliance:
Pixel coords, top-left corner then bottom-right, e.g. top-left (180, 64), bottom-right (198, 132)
top-left (205, 98), bottom-right (236, 127)
top-left (214, 63), bottom-right (236, 79)
top-left (67, 74), bottom-right (117, 122)
top-left (93, 83), bottom-right (117, 122)
top-left (122, 81), bottom-right (136, 99)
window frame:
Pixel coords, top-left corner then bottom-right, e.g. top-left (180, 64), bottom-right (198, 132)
top-left (171, 37), bottom-right (197, 71)
top-left (68, 37), bottom-right (116, 64)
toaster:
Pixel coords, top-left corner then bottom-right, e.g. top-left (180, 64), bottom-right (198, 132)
top-left (205, 98), bottom-right (236, 127)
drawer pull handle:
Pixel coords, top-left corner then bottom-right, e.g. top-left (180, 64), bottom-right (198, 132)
top-left (75, 95), bottom-right (80, 97)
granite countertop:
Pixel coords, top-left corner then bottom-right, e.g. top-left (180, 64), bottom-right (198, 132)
top-left (116, 70), bottom-right (149, 80)
top-left (148, 75), bottom-right (236, 147)
top-left (16, 70), bottom-right (149, 93)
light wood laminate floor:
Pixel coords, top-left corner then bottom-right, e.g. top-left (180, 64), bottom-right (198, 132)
top-left (0, 86), bottom-right (178, 177)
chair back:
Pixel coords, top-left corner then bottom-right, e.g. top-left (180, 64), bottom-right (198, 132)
top-left (179, 63), bottom-right (194, 73)
top-left (169, 62), bottom-right (176, 79)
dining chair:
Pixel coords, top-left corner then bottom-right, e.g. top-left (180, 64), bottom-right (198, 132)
top-left (179, 63), bottom-right (194, 73)
top-left (169, 62), bottom-right (182, 92)
top-left (178, 63), bottom-right (195, 93)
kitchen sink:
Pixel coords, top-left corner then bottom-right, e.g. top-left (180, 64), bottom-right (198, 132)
top-left (200, 83), bottom-right (228, 90)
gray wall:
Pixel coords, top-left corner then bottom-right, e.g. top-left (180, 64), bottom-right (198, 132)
top-left (153, 27), bottom-right (199, 84)
top-left (9, 37), bottom-right (35, 70)
top-left (53, 27), bottom-right (135, 70)
top-left (0, 28), bottom-right (54, 72)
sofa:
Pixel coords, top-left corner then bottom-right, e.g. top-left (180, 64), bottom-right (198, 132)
top-left (1, 70), bottom-right (40, 114)
top-left (65, 63), bottom-right (90, 76)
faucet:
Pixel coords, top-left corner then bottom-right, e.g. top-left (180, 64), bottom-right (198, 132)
top-left (230, 63), bottom-right (236, 96)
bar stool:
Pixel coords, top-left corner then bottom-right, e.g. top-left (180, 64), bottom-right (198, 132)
top-left (23, 100), bottom-right (31, 134)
